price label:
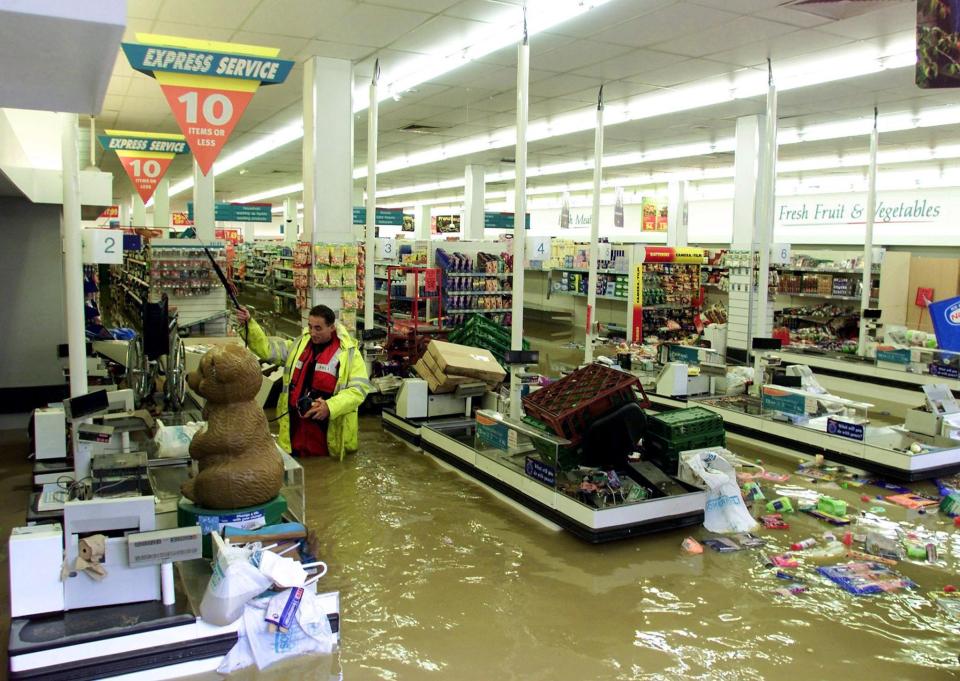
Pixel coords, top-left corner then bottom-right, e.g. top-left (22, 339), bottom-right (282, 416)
top-left (82, 229), bottom-right (123, 264)
top-left (376, 238), bottom-right (398, 261)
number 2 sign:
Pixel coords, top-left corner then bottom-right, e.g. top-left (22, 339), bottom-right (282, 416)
top-left (82, 229), bottom-right (124, 265)
top-left (122, 36), bottom-right (294, 176)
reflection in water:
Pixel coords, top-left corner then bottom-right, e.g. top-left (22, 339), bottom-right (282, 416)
top-left (208, 414), bottom-right (960, 680)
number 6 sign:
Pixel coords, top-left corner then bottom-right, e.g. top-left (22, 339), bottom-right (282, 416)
top-left (122, 35), bottom-right (294, 176)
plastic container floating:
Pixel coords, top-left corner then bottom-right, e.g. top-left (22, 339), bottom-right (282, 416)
top-left (817, 562), bottom-right (915, 596)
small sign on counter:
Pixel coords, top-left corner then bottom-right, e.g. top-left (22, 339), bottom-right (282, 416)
top-left (827, 418), bottom-right (865, 441)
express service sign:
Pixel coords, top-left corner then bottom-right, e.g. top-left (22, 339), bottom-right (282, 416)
top-left (98, 130), bottom-right (189, 203)
top-left (122, 34), bottom-right (294, 175)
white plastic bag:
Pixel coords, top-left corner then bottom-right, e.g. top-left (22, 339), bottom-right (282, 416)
top-left (200, 535), bottom-right (272, 626)
top-left (153, 420), bottom-right (202, 459)
top-left (682, 449), bottom-right (757, 534)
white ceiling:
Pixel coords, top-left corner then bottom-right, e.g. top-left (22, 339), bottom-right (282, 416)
top-left (91, 0), bottom-right (955, 208)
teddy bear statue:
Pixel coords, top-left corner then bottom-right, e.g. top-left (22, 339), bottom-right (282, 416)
top-left (180, 344), bottom-right (284, 509)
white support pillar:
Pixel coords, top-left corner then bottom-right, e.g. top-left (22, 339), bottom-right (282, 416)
top-left (364, 61), bottom-right (380, 331)
top-left (666, 180), bottom-right (688, 247)
top-left (462, 164), bottom-right (485, 240)
top-left (584, 87), bottom-right (604, 364)
top-left (153, 178), bottom-right (170, 229)
top-left (61, 113), bottom-right (87, 397)
top-left (415, 203), bottom-right (431, 240)
top-left (858, 108), bottom-right (879, 356)
top-left (192, 159), bottom-right (215, 242)
top-left (727, 115), bottom-right (763, 354)
top-left (509, 20), bottom-right (529, 420)
top-left (303, 56), bottom-right (353, 314)
top-left (283, 197), bottom-right (298, 245)
top-left (132, 193), bottom-right (147, 226)
top-left (119, 200), bottom-right (130, 227)
top-left (242, 222), bottom-right (255, 244)
top-left (752, 63), bottom-right (777, 342)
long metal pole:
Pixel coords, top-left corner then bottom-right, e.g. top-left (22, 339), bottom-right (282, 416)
top-left (364, 60), bottom-right (380, 332)
top-left (61, 113), bottom-right (87, 397)
top-left (859, 107), bottom-right (879, 356)
top-left (584, 86), bottom-right (604, 364)
top-left (510, 12), bottom-right (529, 420)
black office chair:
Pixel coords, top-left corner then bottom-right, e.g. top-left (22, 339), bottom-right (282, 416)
top-left (580, 401), bottom-right (646, 469)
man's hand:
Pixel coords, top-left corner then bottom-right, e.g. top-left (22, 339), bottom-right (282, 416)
top-left (236, 307), bottom-right (251, 324)
top-left (304, 398), bottom-right (330, 421)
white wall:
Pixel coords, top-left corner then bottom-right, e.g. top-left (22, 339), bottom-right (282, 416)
top-left (0, 197), bottom-right (67, 389)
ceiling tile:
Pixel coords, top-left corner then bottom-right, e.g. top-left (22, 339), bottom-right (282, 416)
top-left (228, 32), bottom-right (310, 58)
top-left (686, 0), bottom-right (786, 14)
top-left (530, 39), bottom-right (634, 73)
top-left (532, 73), bottom-right (605, 99)
top-left (706, 28), bottom-right (851, 68)
top-left (443, 0), bottom-right (521, 23)
top-left (816, 2), bottom-right (915, 40)
top-left (149, 21), bottom-right (235, 42)
top-left (650, 16), bottom-right (797, 59)
top-left (754, 6), bottom-right (834, 28)
top-left (473, 31), bottom-right (570, 67)
top-left (627, 58), bottom-right (741, 87)
top-left (157, 0), bottom-right (261, 30)
top-left (389, 15), bottom-right (493, 56)
top-left (572, 49), bottom-right (679, 80)
top-left (591, 3), bottom-right (740, 48)
top-left (366, 0), bottom-right (462, 12)
top-left (295, 40), bottom-right (373, 63)
top-left (127, 0), bottom-right (162, 20)
top-left (315, 4), bottom-right (433, 47)
top-left (547, 0), bottom-right (677, 39)
top-left (241, 0), bottom-right (356, 39)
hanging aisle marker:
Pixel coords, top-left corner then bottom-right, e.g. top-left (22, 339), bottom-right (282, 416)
top-left (98, 130), bottom-right (189, 203)
top-left (121, 34), bottom-right (294, 175)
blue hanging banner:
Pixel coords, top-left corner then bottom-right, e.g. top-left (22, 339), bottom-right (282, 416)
top-left (929, 296), bottom-right (960, 352)
top-left (353, 207), bottom-right (406, 226)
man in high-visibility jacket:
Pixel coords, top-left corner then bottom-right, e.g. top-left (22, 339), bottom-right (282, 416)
top-left (236, 304), bottom-right (371, 459)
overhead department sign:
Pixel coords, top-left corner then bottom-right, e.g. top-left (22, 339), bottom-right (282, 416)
top-left (97, 129), bottom-right (189, 203)
top-left (122, 34), bottom-right (294, 175)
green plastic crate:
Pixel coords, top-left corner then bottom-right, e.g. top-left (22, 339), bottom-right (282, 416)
top-left (522, 416), bottom-right (581, 471)
top-left (643, 430), bottom-right (726, 473)
top-left (646, 406), bottom-right (724, 440)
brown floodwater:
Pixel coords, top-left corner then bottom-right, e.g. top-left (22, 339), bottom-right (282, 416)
top-left (197, 413), bottom-right (960, 681)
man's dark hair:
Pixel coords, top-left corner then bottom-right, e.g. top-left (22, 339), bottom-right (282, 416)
top-left (308, 305), bottom-right (335, 325)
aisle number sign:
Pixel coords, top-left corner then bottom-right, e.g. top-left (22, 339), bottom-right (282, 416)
top-left (376, 238), bottom-right (398, 261)
top-left (122, 34), bottom-right (294, 175)
top-left (82, 229), bottom-right (124, 265)
top-left (97, 130), bottom-right (189, 203)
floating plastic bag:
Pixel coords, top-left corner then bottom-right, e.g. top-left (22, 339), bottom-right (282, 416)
top-left (200, 534), bottom-right (272, 626)
top-left (153, 420), bottom-right (202, 459)
top-left (682, 449), bottom-right (757, 534)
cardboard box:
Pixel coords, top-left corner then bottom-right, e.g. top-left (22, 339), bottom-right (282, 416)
top-left (426, 340), bottom-right (506, 385)
top-left (418, 353), bottom-right (479, 394)
top-left (414, 359), bottom-right (434, 384)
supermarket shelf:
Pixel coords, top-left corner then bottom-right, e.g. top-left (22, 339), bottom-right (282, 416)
top-left (273, 291), bottom-right (297, 300)
top-left (444, 291), bottom-right (513, 296)
top-left (445, 308), bottom-right (510, 314)
top-left (776, 267), bottom-right (880, 275)
top-left (127, 256), bottom-right (147, 266)
top-left (551, 267), bottom-right (628, 275)
top-left (552, 290), bottom-right (627, 302)
top-left (275, 266), bottom-right (293, 272)
top-left (701, 283), bottom-right (727, 289)
top-left (127, 274), bottom-right (148, 287)
top-left (777, 292), bottom-right (879, 301)
top-left (275, 276), bottom-right (294, 284)
top-left (444, 272), bottom-right (513, 278)
top-left (701, 264), bottom-right (728, 270)
top-left (386, 295), bottom-right (441, 302)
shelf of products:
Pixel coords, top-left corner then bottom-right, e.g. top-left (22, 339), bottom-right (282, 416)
top-left (385, 265), bottom-right (444, 366)
top-left (639, 262), bottom-right (702, 342)
top-left (436, 248), bottom-right (514, 328)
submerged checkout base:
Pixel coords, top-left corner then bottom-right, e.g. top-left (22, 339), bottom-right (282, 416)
top-left (382, 408), bottom-right (707, 543)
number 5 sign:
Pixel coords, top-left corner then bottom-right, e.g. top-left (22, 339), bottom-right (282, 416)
top-left (122, 35), bottom-right (294, 175)
top-left (98, 130), bottom-right (190, 204)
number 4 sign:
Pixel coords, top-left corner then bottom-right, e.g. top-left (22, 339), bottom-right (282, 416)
top-left (122, 35), bottom-right (294, 176)
top-left (99, 130), bottom-right (190, 204)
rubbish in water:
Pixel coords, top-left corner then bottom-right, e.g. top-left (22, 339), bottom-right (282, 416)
top-left (817, 562), bottom-right (914, 595)
top-left (817, 496), bottom-right (847, 516)
top-left (772, 585), bottom-right (807, 596)
top-left (776, 570), bottom-right (805, 582)
top-left (845, 550), bottom-right (898, 566)
top-left (885, 494), bottom-right (938, 510)
top-left (865, 531), bottom-right (902, 560)
top-left (742, 481), bottom-right (764, 502)
top-left (927, 543), bottom-right (939, 563)
top-left (940, 492), bottom-right (960, 517)
top-left (861, 495), bottom-right (872, 502)
top-left (904, 542), bottom-right (928, 561)
top-left (803, 508), bottom-right (852, 525)
top-left (868, 506), bottom-right (886, 514)
top-left (766, 497), bottom-right (794, 514)
top-left (804, 541), bottom-right (846, 562)
top-left (761, 513), bottom-right (790, 530)
top-left (732, 532), bottom-right (765, 548)
top-left (702, 537), bottom-right (742, 552)
top-left (790, 537), bottom-right (817, 551)
top-left (841, 532), bottom-right (853, 546)
top-left (771, 554), bottom-right (799, 568)
top-left (681, 537), bottom-right (703, 554)
top-left (945, 585), bottom-right (958, 593)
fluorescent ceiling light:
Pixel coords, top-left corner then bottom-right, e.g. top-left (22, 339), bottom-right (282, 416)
top-left (165, 0), bottom-right (611, 198)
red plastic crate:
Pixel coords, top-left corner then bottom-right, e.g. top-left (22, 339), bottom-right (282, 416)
top-left (522, 364), bottom-right (649, 443)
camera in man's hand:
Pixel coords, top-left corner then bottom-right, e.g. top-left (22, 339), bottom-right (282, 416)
top-left (297, 394), bottom-right (316, 417)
